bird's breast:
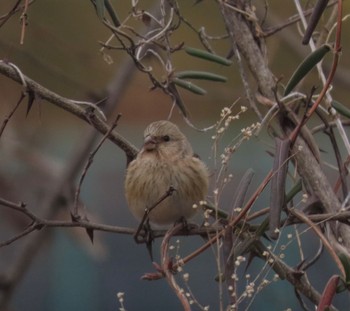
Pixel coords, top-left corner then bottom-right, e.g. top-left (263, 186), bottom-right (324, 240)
top-left (125, 155), bottom-right (208, 225)
top-left (126, 157), bottom-right (176, 199)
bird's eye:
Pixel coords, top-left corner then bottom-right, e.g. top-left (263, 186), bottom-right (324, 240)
top-left (162, 135), bottom-right (170, 142)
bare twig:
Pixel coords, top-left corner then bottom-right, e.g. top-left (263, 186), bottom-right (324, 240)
top-left (0, 0), bottom-right (35, 28)
top-left (263, 0), bottom-right (337, 37)
top-left (72, 114), bottom-right (122, 218)
top-left (176, 171), bottom-right (273, 269)
top-left (20, 0), bottom-right (30, 44)
top-left (160, 224), bottom-right (191, 311)
top-left (134, 186), bottom-right (176, 243)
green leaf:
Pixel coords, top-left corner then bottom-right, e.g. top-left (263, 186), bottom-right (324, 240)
top-left (174, 71), bottom-right (227, 82)
top-left (184, 47), bottom-right (232, 66)
top-left (104, 0), bottom-right (120, 27)
top-left (94, 0), bottom-right (105, 20)
top-left (172, 78), bottom-right (207, 95)
top-left (167, 82), bottom-right (188, 117)
top-left (255, 217), bottom-right (269, 238)
top-left (286, 179), bottom-right (302, 203)
top-left (302, 0), bottom-right (330, 45)
top-left (338, 253), bottom-right (350, 284)
top-left (284, 44), bottom-right (331, 96)
top-left (331, 100), bottom-right (350, 119)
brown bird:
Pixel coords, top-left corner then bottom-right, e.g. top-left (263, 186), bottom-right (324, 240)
top-left (125, 120), bottom-right (209, 227)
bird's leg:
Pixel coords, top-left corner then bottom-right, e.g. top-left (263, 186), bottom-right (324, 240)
top-left (133, 218), bottom-right (155, 260)
top-left (174, 216), bottom-right (197, 235)
top-left (134, 207), bottom-right (151, 244)
top-left (175, 216), bottom-right (188, 228)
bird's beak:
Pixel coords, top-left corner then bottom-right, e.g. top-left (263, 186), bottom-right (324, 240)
top-left (143, 135), bottom-right (157, 151)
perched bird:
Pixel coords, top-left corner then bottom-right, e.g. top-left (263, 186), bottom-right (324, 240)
top-left (125, 120), bottom-right (209, 227)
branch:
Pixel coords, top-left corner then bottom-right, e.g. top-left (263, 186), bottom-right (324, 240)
top-left (0, 56), bottom-right (139, 307)
top-left (288, 208), bottom-right (345, 278)
top-left (0, 60), bottom-right (138, 163)
top-left (218, 0), bottom-right (347, 308)
top-left (0, 193), bottom-right (346, 311)
top-left (253, 240), bottom-right (338, 311)
top-left (219, 1), bottom-right (276, 99)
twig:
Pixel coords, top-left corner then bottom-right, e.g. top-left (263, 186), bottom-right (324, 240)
top-left (0, 198), bottom-right (26, 210)
top-left (0, 194), bottom-right (215, 248)
top-left (0, 197), bottom-right (137, 248)
top-left (288, 208), bottom-right (345, 278)
top-left (263, 0), bottom-right (337, 37)
top-left (0, 0), bottom-right (21, 26)
top-left (253, 239), bottom-right (333, 309)
top-left (177, 171), bottom-right (273, 268)
top-left (72, 114), bottom-right (122, 219)
top-left (134, 186), bottom-right (176, 243)
top-left (160, 224), bottom-right (191, 311)
top-left (20, 0), bottom-right (30, 45)
top-left (315, 109), bottom-right (348, 198)
top-left (0, 0), bottom-right (35, 28)
top-left (0, 223), bottom-right (38, 248)
top-left (311, 120), bottom-right (350, 134)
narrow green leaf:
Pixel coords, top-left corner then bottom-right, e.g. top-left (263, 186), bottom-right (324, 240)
top-left (185, 47), bottom-right (232, 66)
top-left (233, 235), bottom-right (257, 257)
top-left (167, 82), bottom-right (188, 117)
top-left (94, 0), bottom-right (105, 20)
top-left (332, 100), bottom-right (350, 119)
top-left (286, 179), bottom-right (302, 203)
top-left (284, 44), bottom-right (331, 96)
top-left (175, 70), bottom-right (227, 82)
top-left (338, 253), bottom-right (350, 284)
top-left (255, 217), bottom-right (270, 238)
top-left (104, 0), bottom-right (120, 27)
top-left (172, 78), bottom-right (207, 95)
top-left (302, 0), bottom-right (329, 45)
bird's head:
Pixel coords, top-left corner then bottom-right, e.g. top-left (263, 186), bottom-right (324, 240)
top-left (141, 120), bottom-right (193, 159)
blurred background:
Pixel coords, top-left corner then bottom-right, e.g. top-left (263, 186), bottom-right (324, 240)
top-left (0, 0), bottom-right (350, 310)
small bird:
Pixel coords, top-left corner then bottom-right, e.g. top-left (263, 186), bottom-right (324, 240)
top-left (125, 120), bottom-right (209, 227)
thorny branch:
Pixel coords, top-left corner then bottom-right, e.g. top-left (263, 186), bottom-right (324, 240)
top-left (2, 190), bottom-right (350, 248)
top-left (0, 60), bottom-right (138, 163)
